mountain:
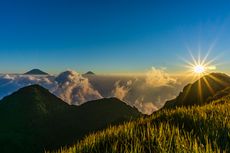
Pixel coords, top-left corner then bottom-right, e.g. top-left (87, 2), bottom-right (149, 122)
top-left (56, 88), bottom-right (230, 153)
top-left (0, 85), bottom-right (141, 153)
top-left (84, 71), bottom-right (95, 75)
top-left (206, 87), bottom-right (230, 103)
top-left (24, 69), bottom-right (48, 75)
top-left (163, 73), bottom-right (230, 108)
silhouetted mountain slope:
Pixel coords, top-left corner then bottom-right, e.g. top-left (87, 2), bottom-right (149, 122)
top-left (163, 73), bottom-right (230, 108)
top-left (206, 87), bottom-right (230, 103)
top-left (0, 85), bottom-right (141, 153)
top-left (24, 69), bottom-right (48, 75)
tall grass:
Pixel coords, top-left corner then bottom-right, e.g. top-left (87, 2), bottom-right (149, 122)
top-left (51, 96), bottom-right (230, 153)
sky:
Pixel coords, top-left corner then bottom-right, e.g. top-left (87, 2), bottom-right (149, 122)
top-left (0, 0), bottom-right (230, 74)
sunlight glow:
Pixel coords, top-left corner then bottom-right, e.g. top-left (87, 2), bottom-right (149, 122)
top-left (178, 44), bottom-right (222, 104)
top-left (181, 51), bottom-right (218, 78)
top-left (193, 65), bottom-right (205, 74)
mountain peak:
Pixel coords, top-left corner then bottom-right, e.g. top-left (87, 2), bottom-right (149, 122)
top-left (24, 69), bottom-right (48, 75)
top-left (0, 84), bottom-right (69, 114)
top-left (11, 84), bottom-right (52, 98)
top-left (18, 84), bottom-right (47, 91)
top-left (84, 71), bottom-right (95, 75)
top-left (0, 85), bottom-right (141, 152)
top-left (163, 72), bottom-right (230, 108)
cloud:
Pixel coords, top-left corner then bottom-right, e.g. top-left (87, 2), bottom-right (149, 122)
top-left (134, 97), bottom-right (158, 115)
top-left (207, 65), bottom-right (217, 70)
top-left (0, 70), bottom-right (102, 105)
top-left (110, 67), bottom-right (182, 114)
top-left (53, 71), bottom-right (102, 105)
top-left (0, 68), bottom-right (184, 115)
top-left (145, 67), bottom-right (177, 87)
top-left (0, 74), bottom-right (56, 98)
top-left (112, 80), bottom-right (132, 100)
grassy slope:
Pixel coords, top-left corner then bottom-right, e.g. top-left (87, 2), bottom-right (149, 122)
top-left (55, 95), bottom-right (230, 153)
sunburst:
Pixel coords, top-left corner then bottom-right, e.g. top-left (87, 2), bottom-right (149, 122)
top-left (193, 65), bottom-right (205, 74)
top-left (179, 50), bottom-right (222, 103)
top-left (182, 51), bottom-right (217, 79)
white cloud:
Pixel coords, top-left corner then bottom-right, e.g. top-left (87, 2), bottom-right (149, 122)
top-left (0, 67), bottom-right (183, 115)
top-left (112, 81), bottom-right (131, 100)
top-left (145, 67), bottom-right (177, 87)
top-left (110, 67), bottom-right (181, 114)
top-left (0, 74), bottom-right (56, 98)
top-left (0, 70), bottom-right (102, 105)
top-left (53, 71), bottom-right (102, 105)
top-left (134, 98), bottom-right (158, 115)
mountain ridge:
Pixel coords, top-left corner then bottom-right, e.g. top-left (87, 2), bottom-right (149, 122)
top-left (0, 84), bottom-right (141, 153)
top-left (163, 72), bottom-right (230, 108)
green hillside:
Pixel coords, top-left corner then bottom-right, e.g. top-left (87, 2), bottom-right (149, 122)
top-left (0, 85), bottom-right (141, 153)
top-left (54, 88), bottom-right (230, 153)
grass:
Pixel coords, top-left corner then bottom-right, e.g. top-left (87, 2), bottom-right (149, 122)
top-left (51, 94), bottom-right (230, 153)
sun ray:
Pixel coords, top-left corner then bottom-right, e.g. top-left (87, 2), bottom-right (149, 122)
top-left (198, 79), bottom-right (203, 103)
top-left (203, 76), bottom-right (215, 95)
top-left (198, 51), bottom-right (201, 65)
top-left (184, 50), bottom-right (218, 77)
top-left (189, 50), bottom-right (198, 66)
top-left (208, 74), bottom-right (227, 86)
top-left (179, 57), bottom-right (195, 67)
top-left (203, 56), bottom-right (217, 67)
top-left (179, 49), bottom-right (220, 88)
top-left (201, 51), bottom-right (210, 66)
top-left (181, 84), bottom-right (192, 102)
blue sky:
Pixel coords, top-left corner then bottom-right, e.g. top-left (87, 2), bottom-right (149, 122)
top-left (0, 0), bottom-right (230, 74)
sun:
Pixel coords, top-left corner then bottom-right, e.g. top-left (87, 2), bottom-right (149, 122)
top-left (193, 65), bottom-right (206, 74)
top-left (181, 51), bottom-right (218, 78)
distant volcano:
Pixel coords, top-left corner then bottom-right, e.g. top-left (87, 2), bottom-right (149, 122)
top-left (84, 71), bottom-right (95, 75)
top-left (24, 69), bottom-right (48, 75)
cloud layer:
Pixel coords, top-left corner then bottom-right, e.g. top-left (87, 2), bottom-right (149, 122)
top-left (0, 71), bottom-right (102, 105)
top-left (0, 68), bottom-right (184, 115)
top-left (145, 67), bottom-right (177, 87)
top-left (112, 80), bottom-right (132, 101)
top-left (109, 67), bottom-right (182, 115)
top-left (53, 71), bottom-right (102, 105)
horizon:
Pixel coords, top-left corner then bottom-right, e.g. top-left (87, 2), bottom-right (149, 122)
top-left (0, 68), bottom-right (229, 77)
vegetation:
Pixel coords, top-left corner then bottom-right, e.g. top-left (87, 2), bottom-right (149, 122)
top-left (1, 73), bottom-right (230, 153)
top-left (0, 85), bottom-right (141, 153)
top-left (54, 94), bottom-right (230, 153)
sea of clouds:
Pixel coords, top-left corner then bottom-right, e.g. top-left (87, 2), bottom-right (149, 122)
top-left (0, 67), bottom-right (187, 115)
top-left (0, 71), bottom-right (102, 105)
top-left (109, 67), bottom-right (183, 114)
